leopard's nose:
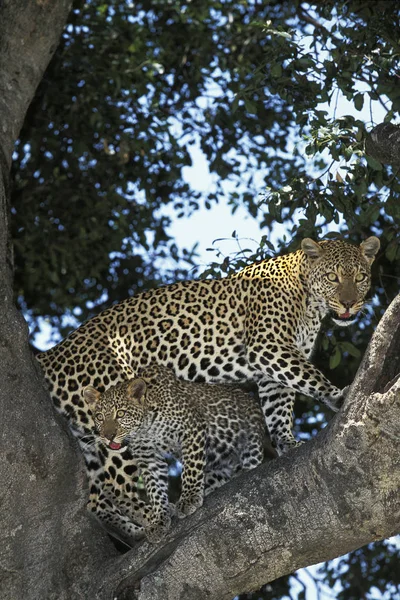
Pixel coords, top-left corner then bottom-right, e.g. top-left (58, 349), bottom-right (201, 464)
top-left (342, 300), bottom-right (355, 310)
top-left (103, 419), bottom-right (117, 440)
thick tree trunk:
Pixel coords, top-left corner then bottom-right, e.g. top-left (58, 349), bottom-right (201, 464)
top-left (0, 3), bottom-right (115, 599)
top-left (0, 1), bottom-right (71, 166)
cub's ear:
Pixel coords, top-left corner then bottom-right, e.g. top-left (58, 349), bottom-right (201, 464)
top-left (127, 378), bottom-right (147, 404)
top-left (301, 238), bottom-right (325, 259)
top-left (83, 386), bottom-right (101, 407)
top-left (360, 236), bottom-right (380, 264)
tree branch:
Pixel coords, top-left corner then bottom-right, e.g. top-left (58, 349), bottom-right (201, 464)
top-left (97, 294), bottom-right (400, 600)
top-left (0, 0), bottom-right (72, 167)
top-left (365, 123), bottom-right (400, 168)
top-left (0, 4), bottom-right (120, 600)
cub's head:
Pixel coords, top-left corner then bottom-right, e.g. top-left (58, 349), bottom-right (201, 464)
top-left (83, 378), bottom-right (148, 451)
top-left (301, 236), bottom-right (380, 326)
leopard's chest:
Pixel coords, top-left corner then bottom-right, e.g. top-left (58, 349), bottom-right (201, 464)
top-left (295, 300), bottom-right (325, 358)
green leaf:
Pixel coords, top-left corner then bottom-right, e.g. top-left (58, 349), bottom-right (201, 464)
top-left (386, 243), bottom-right (397, 262)
top-left (329, 347), bottom-right (342, 370)
top-left (354, 93), bottom-right (364, 111)
top-left (270, 63), bottom-right (282, 78)
top-left (244, 99), bottom-right (257, 114)
top-left (340, 342), bottom-right (361, 358)
top-left (231, 96), bottom-right (239, 114)
top-left (321, 335), bottom-right (329, 351)
top-left (266, 28), bottom-right (292, 40)
top-left (365, 155), bottom-right (383, 171)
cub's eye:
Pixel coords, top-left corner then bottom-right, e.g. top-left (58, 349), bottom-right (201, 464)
top-left (325, 272), bottom-right (339, 282)
top-left (116, 409), bottom-right (126, 418)
top-left (355, 272), bottom-right (367, 282)
top-left (96, 413), bottom-right (104, 422)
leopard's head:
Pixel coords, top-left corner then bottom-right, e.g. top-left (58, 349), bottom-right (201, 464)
top-left (83, 378), bottom-right (148, 451)
top-left (301, 236), bottom-right (380, 327)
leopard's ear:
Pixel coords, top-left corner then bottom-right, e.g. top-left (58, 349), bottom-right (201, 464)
top-left (83, 385), bottom-right (101, 407)
top-left (127, 378), bottom-right (147, 404)
top-left (360, 236), bottom-right (380, 264)
top-left (301, 238), bottom-right (325, 259)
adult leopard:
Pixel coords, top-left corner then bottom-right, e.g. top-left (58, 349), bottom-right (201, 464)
top-left (38, 236), bottom-right (379, 450)
top-left (37, 236), bottom-right (379, 539)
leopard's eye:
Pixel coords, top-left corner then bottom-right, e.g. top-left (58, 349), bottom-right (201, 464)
top-left (325, 272), bottom-right (339, 283)
top-left (96, 413), bottom-right (104, 422)
top-left (355, 272), bottom-right (367, 282)
top-left (116, 409), bottom-right (126, 418)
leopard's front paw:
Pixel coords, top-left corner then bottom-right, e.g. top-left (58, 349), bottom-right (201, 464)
top-left (328, 399), bottom-right (341, 413)
top-left (176, 494), bottom-right (203, 519)
top-left (168, 502), bottom-right (179, 518)
top-left (328, 385), bottom-right (349, 412)
top-left (341, 384), bottom-right (350, 398)
top-left (276, 438), bottom-right (304, 456)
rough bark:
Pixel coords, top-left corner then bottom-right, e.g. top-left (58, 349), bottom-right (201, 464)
top-left (365, 123), bottom-right (400, 167)
top-left (0, 3), bottom-right (116, 599)
top-left (91, 293), bottom-right (400, 600)
top-left (0, 0), bottom-right (73, 167)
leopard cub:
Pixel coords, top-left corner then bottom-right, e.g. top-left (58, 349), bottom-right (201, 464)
top-left (84, 362), bottom-right (265, 543)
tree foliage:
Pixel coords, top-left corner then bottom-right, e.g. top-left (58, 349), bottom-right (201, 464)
top-left (13, 0), bottom-right (399, 337)
top-left (8, 0), bottom-right (400, 598)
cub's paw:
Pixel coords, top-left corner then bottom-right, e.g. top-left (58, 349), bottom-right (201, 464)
top-left (168, 503), bottom-right (179, 518)
top-left (145, 515), bottom-right (171, 544)
top-left (176, 494), bottom-right (203, 519)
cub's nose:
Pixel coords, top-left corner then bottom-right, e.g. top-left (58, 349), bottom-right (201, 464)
top-left (103, 419), bottom-right (117, 440)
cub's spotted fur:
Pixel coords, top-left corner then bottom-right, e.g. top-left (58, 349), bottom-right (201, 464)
top-left (84, 363), bottom-right (265, 543)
